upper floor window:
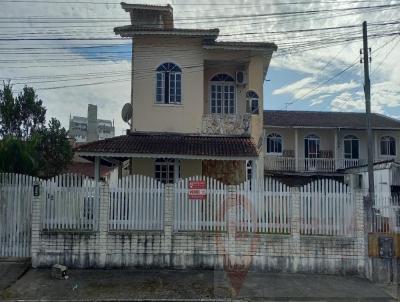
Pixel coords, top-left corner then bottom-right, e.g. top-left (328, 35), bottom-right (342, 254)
top-left (246, 90), bottom-right (259, 114)
top-left (210, 73), bottom-right (235, 114)
top-left (344, 135), bottom-right (359, 159)
top-left (381, 136), bottom-right (396, 156)
top-left (156, 63), bottom-right (181, 104)
top-left (266, 133), bottom-right (282, 154)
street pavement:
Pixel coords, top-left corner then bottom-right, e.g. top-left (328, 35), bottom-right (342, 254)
top-left (0, 267), bottom-right (398, 301)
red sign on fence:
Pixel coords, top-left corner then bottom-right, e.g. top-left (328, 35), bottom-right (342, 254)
top-left (188, 180), bottom-right (207, 200)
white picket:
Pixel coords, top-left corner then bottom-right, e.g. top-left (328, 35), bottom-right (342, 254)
top-left (108, 175), bottom-right (164, 231)
top-left (0, 173), bottom-right (35, 257)
top-left (236, 178), bottom-right (291, 234)
top-left (174, 176), bottom-right (227, 232)
top-left (300, 179), bottom-right (354, 236)
top-left (41, 173), bottom-right (99, 231)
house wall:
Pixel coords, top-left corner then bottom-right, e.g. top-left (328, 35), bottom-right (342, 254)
top-left (264, 127), bottom-right (400, 160)
top-left (132, 36), bottom-right (205, 133)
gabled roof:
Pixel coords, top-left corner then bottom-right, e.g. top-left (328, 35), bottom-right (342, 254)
top-left (264, 110), bottom-right (400, 130)
top-left (75, 132), bottom-right (258, 160)
top-left (114, 25), bottom-right (220, 39)
top-left (203, 41), bottom-right (278, 52)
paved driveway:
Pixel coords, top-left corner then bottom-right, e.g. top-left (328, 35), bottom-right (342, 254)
top-left (0, 268), bottom-right (397, 301)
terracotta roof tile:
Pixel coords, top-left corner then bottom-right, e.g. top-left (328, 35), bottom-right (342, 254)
top-left (75, 132), bottom-right (258, 158)
top-left (264, 110), bottom-right (400, 129)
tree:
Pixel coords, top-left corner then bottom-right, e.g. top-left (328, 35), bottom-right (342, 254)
top-left (0, 82), bottom-right (73, 177)
top-left (0, 82), bottom-right (46, 139)
top-left (35, 118), bottom-right (74, 178)
top-left (0, 136), bottom-right (39, 175)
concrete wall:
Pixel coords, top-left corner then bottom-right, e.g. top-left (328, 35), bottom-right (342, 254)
top-left (31, 183), bottom-right (367, 276)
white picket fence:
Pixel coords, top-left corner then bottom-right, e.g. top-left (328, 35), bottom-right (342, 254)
top-left (174, 176), bottom-right (227, 231)
top-left (41, 174), bottom-right (100, 231)
top-left (237, 178), bottom-right (291, 233)
top-left (0, 173), bottom-right (35, 257)
top-left (370, 195), bottom-right (400, 234)
top-left (109, 175), bottom-right (164, 230)
top-left (300, 179), bottom-right (354, 236)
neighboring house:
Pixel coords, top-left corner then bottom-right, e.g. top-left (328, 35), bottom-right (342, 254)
top-left (69, 104), bottom-right (115, 143)
top-left (75, 3), bottom-right (277, 184)
top-left (263, 110), bottom-right (400, 181)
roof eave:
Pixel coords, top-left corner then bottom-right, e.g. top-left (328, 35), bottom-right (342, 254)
top-left (75, 151), bottom-right (258, 161)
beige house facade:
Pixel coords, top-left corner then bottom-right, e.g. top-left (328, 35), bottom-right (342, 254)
top-left (75, 3), bottom-right (277, 185)
top-left (263, 111), bottom-right (400, 178)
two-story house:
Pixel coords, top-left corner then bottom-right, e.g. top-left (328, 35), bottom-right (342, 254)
top-left (75, 3), bottom-right (277, 185)
top-left (263, 110), bottom-right (400, 183)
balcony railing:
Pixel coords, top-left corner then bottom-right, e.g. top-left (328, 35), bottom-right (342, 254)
top-left (201, 114), bottom-right (251, 135)
top-left (264, 155), bottom-right (367, 173)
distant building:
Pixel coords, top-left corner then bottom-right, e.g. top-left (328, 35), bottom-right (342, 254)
top-left (69, 104), bottom-right (115, 143)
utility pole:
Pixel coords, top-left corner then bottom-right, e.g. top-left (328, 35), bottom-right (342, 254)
top-left (362, 21), bottom-right (375, 204)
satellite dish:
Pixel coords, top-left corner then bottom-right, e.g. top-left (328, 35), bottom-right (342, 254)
top-left (121, 103), bottom-right (133, 125)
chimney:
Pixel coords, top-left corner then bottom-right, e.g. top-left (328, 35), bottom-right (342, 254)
top-left (87, 104), bottom-right (98, 142)
top-left (121, 3), bottom-right (174, 29)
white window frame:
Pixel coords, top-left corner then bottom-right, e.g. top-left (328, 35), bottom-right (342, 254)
top-left (154, 158), bottom-right (181, 184)
top-left (343, 135), bottom-right (360, 159)
top-left (380, 136), bottom-right (396, 157)
top-left (246, 90), bottom-right (259, 114)
top-left (266, 133), bottom-right (283, 155)
top-left (155, 63), bottom-right (182, 105)
top-left (304, 134), bottom-right (320, 158)
top-left (209, 73), bottom-right (236, 115)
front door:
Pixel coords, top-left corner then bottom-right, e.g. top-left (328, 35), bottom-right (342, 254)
top-left (304, 135), bottom-right (320, 171)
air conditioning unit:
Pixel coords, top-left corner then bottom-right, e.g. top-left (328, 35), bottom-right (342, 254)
top-left (235, 71), bottom-right (247, 85)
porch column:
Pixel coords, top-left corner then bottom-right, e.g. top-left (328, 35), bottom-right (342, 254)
top-left (334, 129), bottom-right (339, 170)
top-left (251, 160), bottom-right (258, 183)
top-left (295, 129), bottom-right (299, 171)
top-left (94, 157), bottom-right (100, 181)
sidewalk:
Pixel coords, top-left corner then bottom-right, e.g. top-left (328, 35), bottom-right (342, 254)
top-left (0, 268), bottom-right (398, 301)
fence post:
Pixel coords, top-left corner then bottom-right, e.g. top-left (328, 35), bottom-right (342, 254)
top-left (290, 186), bottom-right (301, 271)
top-left (163, 184), bottom-right (174, 266)
top-left (97, 182), bottom-right (109, 268)
top-left (31, 180), bottom-right (42, 268)
top-left (226, 184), bottom-right (237, 268)
top-left (354, 189), bottom-right (367, 276)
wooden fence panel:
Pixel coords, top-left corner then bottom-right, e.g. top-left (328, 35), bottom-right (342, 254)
top-left (0, 173), bottom-right (35, 257)
top-left (41, 173), bottom-right (99, 231)
top-left (174, 176), bottom-right (226, 232)
top-left (108, 175), bottom-right (164, 231)
top-left (236, 178), bottom-right (291, 234)
top-left (300, 179), bottom-right (354, 236)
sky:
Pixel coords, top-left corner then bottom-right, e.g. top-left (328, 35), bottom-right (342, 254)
top-left (0, 0), bottom-right (399, 136)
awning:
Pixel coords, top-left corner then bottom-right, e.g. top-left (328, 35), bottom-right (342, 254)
top-left (75, 132), bottom-right (259, 161)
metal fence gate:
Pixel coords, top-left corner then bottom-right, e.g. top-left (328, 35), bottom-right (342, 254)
top-left (0, 173), bottom-right (35, 257)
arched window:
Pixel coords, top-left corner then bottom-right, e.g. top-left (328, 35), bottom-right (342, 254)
top-left (344, 135), bottom-right (359, 159)
top-left (304, 134), bottom-right (320, 158)
top-left (266, 133), bottom-right (282, 154)
top-left (210, 73), bottom-right (235, 114)
top-left (381, 136), bottom-right (396, 156)
top-left (246, 90), bottom-right (259, 114)
top-left (156, 63), bottom-right (182, 104)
